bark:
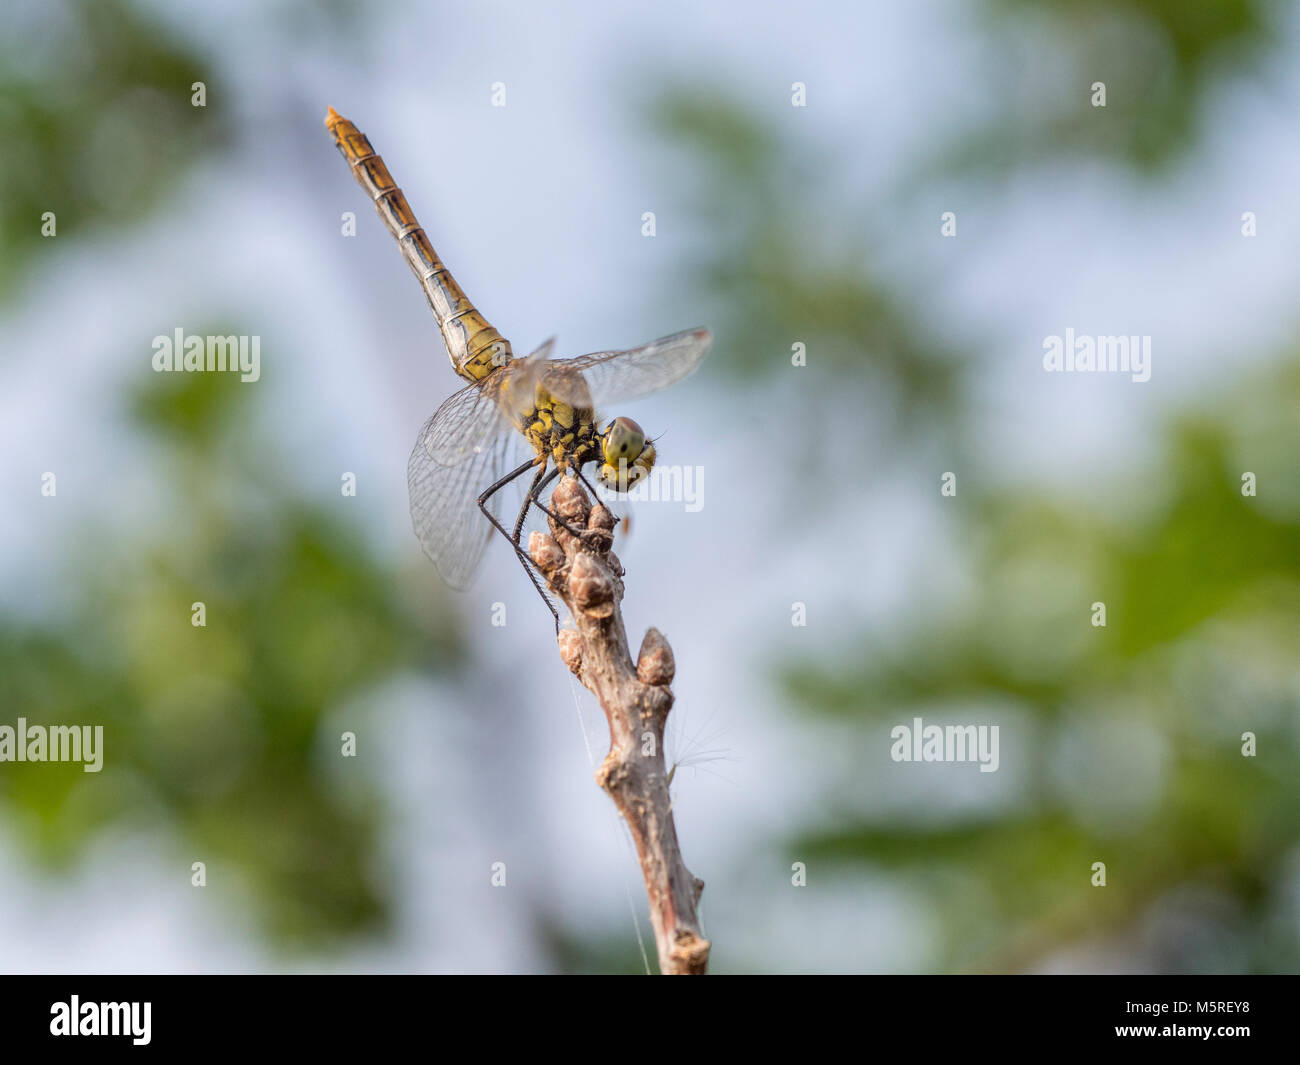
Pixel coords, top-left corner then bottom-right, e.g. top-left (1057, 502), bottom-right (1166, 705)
top-left (529, 477), bottom-right (710, 975)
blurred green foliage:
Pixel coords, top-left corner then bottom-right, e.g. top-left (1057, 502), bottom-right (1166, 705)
top-left (787, 360), bottom-right (1300, 971)
top-left (650, 95), bottom-right (967, 448)
top-left (938, 0), bottom-right (1284, 176)
top-left (0, 0), bottom-right (226, 302)
top-left (3, 365), bottom-right (460, 943)
top-left (0, 0), bottom-right (449, 948)
top-left (648, 1), bottom-right (1299, 972)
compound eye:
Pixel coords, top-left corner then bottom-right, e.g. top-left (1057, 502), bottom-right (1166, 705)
top-left (603, 416), bottom-right (646, 463)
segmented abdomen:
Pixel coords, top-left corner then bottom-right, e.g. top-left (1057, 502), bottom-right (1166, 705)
top-left (326, 107), bottom-right (511, 383)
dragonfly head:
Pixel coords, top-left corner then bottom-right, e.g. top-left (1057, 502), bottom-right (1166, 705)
top-left (598, 416), bottom-right (655, 492)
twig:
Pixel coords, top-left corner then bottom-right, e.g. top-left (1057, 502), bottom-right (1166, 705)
top-left (529, 477), bottom-right (710, 975)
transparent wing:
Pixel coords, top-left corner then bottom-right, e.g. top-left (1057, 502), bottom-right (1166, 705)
top-left (526, 336), bottom-right (557, 362)
top-left (408, 406), bottom-right (520, 590)
top-left (420, 353), bottom-right (554, 466)
top-left (481, 338), bottom-right (558, 425)
top-left (550, 327), bottom-right (712, 408)
top-left (420, 374), bottom-right (514, 467)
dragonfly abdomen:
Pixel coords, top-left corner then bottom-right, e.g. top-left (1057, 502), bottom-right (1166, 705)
top-left (326, 108), bottom-right (512, 382)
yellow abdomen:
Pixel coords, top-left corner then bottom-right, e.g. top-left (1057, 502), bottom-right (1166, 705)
top-left (326, 107), bottom-right (511, 383)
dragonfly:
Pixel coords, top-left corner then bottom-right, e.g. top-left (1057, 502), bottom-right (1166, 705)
top-left (325, 108), bottom-right (711, 627)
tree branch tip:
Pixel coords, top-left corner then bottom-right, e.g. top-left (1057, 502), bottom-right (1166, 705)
top-left (636, 628), bottom-right (676, 686)
top-left (540, 477), bottom-right (706, 973)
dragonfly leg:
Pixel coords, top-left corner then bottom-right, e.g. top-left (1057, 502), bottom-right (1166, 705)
top-left (478, 458), bottom-right (561, 632)
top-left (575, 468), bottom-right (618, 521)
top-left (523, 466), bottom-right (600, 540)
top-left (514, 466), bottom-right (560, 544)
top-left (527, 470), bottom-right (613, 541)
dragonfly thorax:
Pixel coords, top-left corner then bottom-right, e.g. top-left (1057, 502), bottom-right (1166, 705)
top-left (515, 368), bottom-right (603, 471)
